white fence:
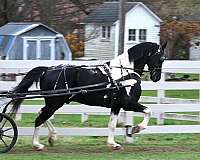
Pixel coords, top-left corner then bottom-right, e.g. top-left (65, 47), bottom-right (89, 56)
top-left (0, 60), bottom-right (200, 138)
top-left (0, 60), bottom-right (199, 101)
top-left (2, 104), bottom-right (200, 136)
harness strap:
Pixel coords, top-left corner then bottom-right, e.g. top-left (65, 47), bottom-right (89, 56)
top-left (53, 69), bottom-right (63, 90)
top-left (53, 67), bottom-right (69, 90)
top-left (63, 67), bottom-right (69, 90)
top-left (103, 64), bottom-right (115, 85)
top-left (101, 64), bottom-right (121, 108)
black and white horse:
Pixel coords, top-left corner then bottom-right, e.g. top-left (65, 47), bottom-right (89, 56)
top-left (11, 42), bottom-right (167, 150)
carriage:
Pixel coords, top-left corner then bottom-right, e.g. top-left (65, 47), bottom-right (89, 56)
top-left (0, 42), bottom-right (166, 153)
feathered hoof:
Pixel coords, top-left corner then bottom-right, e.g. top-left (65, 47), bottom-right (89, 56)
top-left (33, 146), bottom-right (47, 151)
top-left (48, 137), bottom-right (54, 146)
top-left (132, 125), bottom-right (145, 133)
top-left (107, 144), bottom-right (124, 151)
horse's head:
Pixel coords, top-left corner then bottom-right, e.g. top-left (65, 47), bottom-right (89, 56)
top-left (128, 42), bottom-right (167, 82)
top-left (146, 42), bottom-right (167, 82)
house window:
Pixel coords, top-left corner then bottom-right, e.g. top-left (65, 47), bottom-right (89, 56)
top-left (139, 29), bottom-right (147, 42)
top-left (23, 37), bottom-right (55, 60)
top-left (128, 29), bottom-right (136, 41)
top-left (102, 26), bottom-right (111, 39)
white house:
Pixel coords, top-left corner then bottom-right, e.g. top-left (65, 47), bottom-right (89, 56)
top-left (83, 2), bottom-right (162, 60)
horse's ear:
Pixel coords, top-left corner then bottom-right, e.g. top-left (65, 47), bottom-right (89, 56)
top-left (161, 42), bottom-right (167, 50)
top-left (128, 45), bottom-right (144, 61)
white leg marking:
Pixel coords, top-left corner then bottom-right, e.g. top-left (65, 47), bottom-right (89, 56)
top-left (32, 124), bottom-right (45, 150)
top-left (107, 113), bottom-right (121, 149)
top-left (46, 119), bottom-right (57, 145)
top-left (138, 108), bottom-right (152, 129)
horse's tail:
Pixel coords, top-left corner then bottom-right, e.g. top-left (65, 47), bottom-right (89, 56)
top-left (11, 66), bottom-right (48, 115)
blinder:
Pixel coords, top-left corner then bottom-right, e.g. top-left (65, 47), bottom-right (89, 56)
top-left (147, 45), bottom-right (165, 72)
top-left (149, 45), bottom-right (166, 62)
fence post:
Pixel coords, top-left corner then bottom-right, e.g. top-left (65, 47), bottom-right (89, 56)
top-left (156, 112), bottom-right (164, 125)
top-left (156, 73), bottom-right (165, 125)
top-left (118, 112), bottom-right (125, 125)
top-left (81, 113), bottom-right (89, 123)
top-left (124, 111), bottom-right (133, 143)
top-left (157, 72), bottom-right (165, 104)
top-left (15, 75), bottom-right (23, 121)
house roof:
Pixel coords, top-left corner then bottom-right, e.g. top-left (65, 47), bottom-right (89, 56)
top-left (83, 2), bottom-right (161, 24)
top-left (0, 22), bottom-right (59, 36)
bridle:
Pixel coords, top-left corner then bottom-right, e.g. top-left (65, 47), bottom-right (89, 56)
top-left (147, 45), bottom-right (165, 72)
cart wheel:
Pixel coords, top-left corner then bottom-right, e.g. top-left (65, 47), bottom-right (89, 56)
top-left (0, 113), bottom-right (18, 153)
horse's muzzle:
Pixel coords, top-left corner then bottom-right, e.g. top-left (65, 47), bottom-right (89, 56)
top-left (150, 70), bottom-right (161, 82)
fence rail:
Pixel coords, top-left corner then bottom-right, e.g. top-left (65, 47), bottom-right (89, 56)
top-left (16, 125), bottom-right (200, 136)
top-left (2, 104), bottom-right (200, 136)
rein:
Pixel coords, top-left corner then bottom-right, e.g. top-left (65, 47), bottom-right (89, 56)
top-left (0, 64), bottom-right (162, 79)
top-left (0, 65), bottom-right (145, 78)
top-left (110, 66), bottom-right (149, 73)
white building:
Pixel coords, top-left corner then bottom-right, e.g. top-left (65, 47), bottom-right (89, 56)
top-left (83, 2), bottom-right (162, 60)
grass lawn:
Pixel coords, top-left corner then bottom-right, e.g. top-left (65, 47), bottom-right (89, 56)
top-left (142, 90), bottom-right (199, 99)
top-left (2, 134), bottom-right (200, 160)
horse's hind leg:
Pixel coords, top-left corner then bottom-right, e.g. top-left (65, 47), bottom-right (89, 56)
top-left (46, 118), bottom-right (57, 146)
top-left (32, 100), bottom-right (64, 151)
top-left (107, 108), bottom-right (122, 150)
top-left (32, 118), bottom-right (45, 150)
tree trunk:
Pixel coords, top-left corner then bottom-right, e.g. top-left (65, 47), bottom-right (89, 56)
top-left (2, 0), bottom-right (9, 24)
top-left (118, 0), bottom-right (126, 55)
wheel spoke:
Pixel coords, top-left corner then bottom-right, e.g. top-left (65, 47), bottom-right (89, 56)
top-left (3, 128), bottom-right (13, 133)
top-left (3, 134), bottom-right (13, 139)
top-left (0, 119), bottom-right (7, 129)
top-left (0, 136), bottom-right (8, 147)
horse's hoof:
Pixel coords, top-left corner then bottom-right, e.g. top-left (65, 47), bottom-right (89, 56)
top-left (107, 144), bottom-right (123, 151)
top-left (112, 145), bottom-right (124, 151)
top-left (132, 125), bottom-right (141, 133)
top-left (48, 137), bottom-right (54, 146)
top-left (33, 146), bottom-right (47, 151)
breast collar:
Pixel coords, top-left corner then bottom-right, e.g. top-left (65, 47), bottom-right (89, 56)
top-left (97, 62), bottom-right (141, 88)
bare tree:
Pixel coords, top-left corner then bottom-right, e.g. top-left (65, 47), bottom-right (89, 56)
top-left (0, 0), bottom-right (104, 32)
top-left (0, 0), bottom-right (19, 25)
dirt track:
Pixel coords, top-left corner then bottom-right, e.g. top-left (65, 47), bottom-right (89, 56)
top-left (9, 145), bottom-right (200, 154)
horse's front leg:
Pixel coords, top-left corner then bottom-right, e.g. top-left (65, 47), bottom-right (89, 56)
top-left (132, 103), bottom-right (152, 133)
top-left (107, 111), bottom-right (122, 150)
